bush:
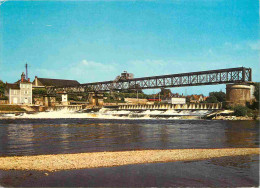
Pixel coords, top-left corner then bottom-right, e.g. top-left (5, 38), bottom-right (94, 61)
top-left (254, 82), bottom-right (259, 101)
top-left (233, 105), bottom-right (249, 116)
top-left (0, 96), bottom-right (8, 100)
top-left (0, 80), bottom-right (5, 97)
top-left (206, 96), bottom-right (218, 103)
top-left (0, 105), bottom-right (26, 112)
top-left (33, 88), bottom-right (47, 95)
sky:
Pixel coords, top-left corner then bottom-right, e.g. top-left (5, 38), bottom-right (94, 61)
top-left (0, 0), bottom-right (259, 95)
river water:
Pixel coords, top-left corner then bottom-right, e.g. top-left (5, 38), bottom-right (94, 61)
top-left (0, 117), bottom-right (259, 186)
top-left (0, 119), bottom-right (259, 156)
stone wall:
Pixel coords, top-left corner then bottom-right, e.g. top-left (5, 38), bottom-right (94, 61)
top-left (226, 84), bottom-right (253, 107)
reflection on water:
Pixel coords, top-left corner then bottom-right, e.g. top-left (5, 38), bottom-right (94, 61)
top-left (225, 121), bottom-right (259, 147)
top-left (0, 119), bottom-right (259, 156)
top-left (210, 155), bottom-right (256, 169)
top-left (4, 124), bottom-right (34, 156)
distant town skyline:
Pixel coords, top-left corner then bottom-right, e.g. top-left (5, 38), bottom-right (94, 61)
top-left (0, 0), bottom-right (259, 95)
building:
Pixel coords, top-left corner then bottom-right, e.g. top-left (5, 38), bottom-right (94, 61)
top-left (162, 97), bottom-right (186, 104)
top-left (32, 76), bottom-right (80, 88)
top-left (5, 72), bottom-right (32, 104)
top-left (171, 97), bottom-right (186, 104)
top-left (124, 98), bottom-right (148, 104)
top-left (188, 94), bottom-right (205, 103)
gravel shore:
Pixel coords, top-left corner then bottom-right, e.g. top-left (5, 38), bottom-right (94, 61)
top-left (0, 148), bottom-right (259, 172)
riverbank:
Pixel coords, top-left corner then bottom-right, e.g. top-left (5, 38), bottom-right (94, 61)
top-left (0, 105), bottom-right (26, 112)
top-left (1, 154), bottom-right (259, 187)
top-left (0, 148), bottom-right (259, 172)
top-left (213, 116), bottom-right (259, 120)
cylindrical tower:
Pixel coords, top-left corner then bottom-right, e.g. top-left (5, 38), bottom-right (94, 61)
top-left (226, 84), bottom-right (253, 107)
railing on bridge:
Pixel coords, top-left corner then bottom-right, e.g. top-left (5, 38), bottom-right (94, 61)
top-left (47, 67), bottom-right (252, 94)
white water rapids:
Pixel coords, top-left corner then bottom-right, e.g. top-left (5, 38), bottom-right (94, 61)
top-left (0, 108), bottom-right (214, 120)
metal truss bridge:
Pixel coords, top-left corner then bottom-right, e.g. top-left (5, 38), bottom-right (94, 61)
top-left (47, 67), bottom-right (252, 94)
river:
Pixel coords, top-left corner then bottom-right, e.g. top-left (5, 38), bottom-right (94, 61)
top-left (0, 117), bottom-right (259, 186)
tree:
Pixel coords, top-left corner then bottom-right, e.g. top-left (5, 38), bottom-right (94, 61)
top-left (206, 95), bottom-right (218, 103)
top-left (208, 91), bottom-right (226, 102)
top-left (186, 97), bottom-right (191, 103)
top-left (233, 105), bottom-right (248, 116)
top-left (254, 82), bottom-right (259, 101)
top-left (159, 88), bottom-right (172, 99)
top-left (0, 80), bottom-right (5, 97)
top-left (32, 88), bottom-right (47, 95)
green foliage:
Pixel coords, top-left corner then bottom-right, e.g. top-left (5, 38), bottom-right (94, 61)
top-left (208, 91), bottom-right (226, 102)
top-left (206, 96), bottom-right (218, 103)
top-left (103, 92), bottom-right (109, 97)
top-left (33, 88), bottom-right (47, 95)
top-left (159, 88), bottom-right (172, 99)
top-left (103, 91), bottom-right (150, 100)
top-left (103, 98), bottom-right (125, 103)
top-left (56, 95), bottom-right (62, 102)
top-left (254, 82), bottom-right (259, 101)
top-left (0, 96), bottom-right (8, 100)
top-left (68, 94), bottom-right (86, 101)
top-left (0, 105), bottom-right (26, 112)
top-left (233, 105), bottom-right (249, 116)
top-left (186, 97), bottom-right (190, 103)
top-left (0, 80), bottom-right (6, 97)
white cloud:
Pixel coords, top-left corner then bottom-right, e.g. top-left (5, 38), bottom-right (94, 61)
top-left (248, 40), bottom-right (260, 51)
top-left (30, 60), bottom-right (118, 83)
top-left (127, 59), bottom-right (178, 77)
top-left (81, 59), bottom-right (115, 71)
top-left (223, 42), bottom-right (243, 50)
top-left (65, 60), bottom-right (118, 83)
top-left (224, 40), bottom-right (260, 51)
top-left (33, 68), bottom-right (59, 78)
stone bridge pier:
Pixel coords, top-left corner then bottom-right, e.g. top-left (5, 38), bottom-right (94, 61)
top-left (88, 92), bottom-right (104, 106)
top-left (226, 83), bottom-right (255, 107)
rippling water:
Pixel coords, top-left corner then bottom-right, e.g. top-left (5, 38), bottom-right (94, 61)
top-left (0, 119), bottom-right (258, 156)
top-left (0, 118), bottom-right (259, 187)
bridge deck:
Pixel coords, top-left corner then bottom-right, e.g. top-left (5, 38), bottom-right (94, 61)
top-left (47, 67), bottom-right (252, 93)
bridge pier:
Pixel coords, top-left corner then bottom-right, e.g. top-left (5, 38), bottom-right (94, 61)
top-left (44, 95), bottom-right (56, 107)
top-left (226, 84), bottom-right (255, 107)
top-left (88, 92), bottom-right (104, 106)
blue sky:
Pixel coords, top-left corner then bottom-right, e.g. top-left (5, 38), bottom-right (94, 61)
top-left (0, 0), bottom-right (259, 95)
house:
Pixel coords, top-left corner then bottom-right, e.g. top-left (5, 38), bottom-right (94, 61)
top-left (187, 94), bottom-right (205, 103)
top-left (5, 72), bottom-right (32, 104)
top-left (32, 76), bottom-right (80, 88)
top-left (162, 97), bottom-right (186, 104)
top-left (171, 97), bottom-right (186, 104)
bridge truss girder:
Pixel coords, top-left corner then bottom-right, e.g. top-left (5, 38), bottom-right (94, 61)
top-left (47, 67), bottom-right (252, 94)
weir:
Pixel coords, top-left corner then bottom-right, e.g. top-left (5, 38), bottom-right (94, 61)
top-left (46, 105), bottom-right (83, 111)
top-left (117, 103), bottom-right (222, 110)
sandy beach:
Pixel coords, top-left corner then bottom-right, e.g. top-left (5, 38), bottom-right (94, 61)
top-left (0, 148), bottom-right (259, 172)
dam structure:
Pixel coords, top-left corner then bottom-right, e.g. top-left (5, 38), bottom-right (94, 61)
top-left (117, 103), bottom-right (222, 111)
top-left (46, 105), bottom-right (83, 112)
